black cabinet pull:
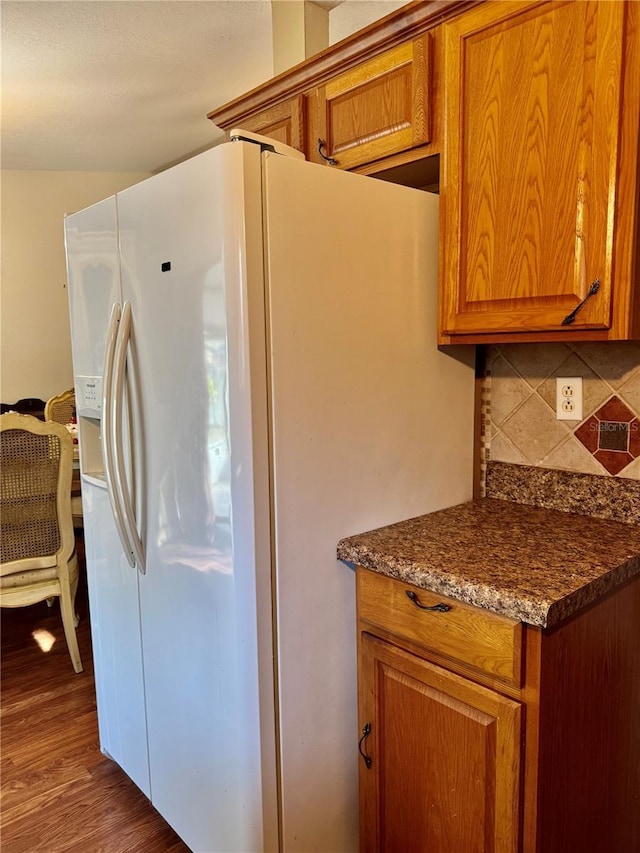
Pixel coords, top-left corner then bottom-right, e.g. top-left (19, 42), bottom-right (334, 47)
top-left (561, 278), bottom-right (600, 326)
top-left (318, 139), bottom-right (338, 166)
top-left (358, 723), bottom-right (372, 769)
top-left (405, 589), bottom-right (451, 612)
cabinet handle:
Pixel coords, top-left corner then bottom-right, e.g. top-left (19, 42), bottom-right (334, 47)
top-left (318, 138), bottom-right (338, 166)
top-left (561, 278), bottom-right (600, 326)
top-left (358, 723), bottom-right (372, 769)
top-left (405, 589), bottom-right (451, 612)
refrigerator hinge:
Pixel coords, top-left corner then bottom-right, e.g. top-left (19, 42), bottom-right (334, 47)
top-left (229, 128), bottom-right (305, 161)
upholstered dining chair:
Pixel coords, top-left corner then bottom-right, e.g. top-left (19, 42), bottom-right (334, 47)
top-left (0, 413), bottom-right (83, 673)
top-left (44, 387), bottom-right (75, 425)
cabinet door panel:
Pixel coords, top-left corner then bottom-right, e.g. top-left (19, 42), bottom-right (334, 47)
top-left (312, 35), bottom-right (431, 171)
top-left (441, 0), bottom-right (625, 336)
top-left (359, 633), bottom-right (521, 852)
top-left (236, 95), bottom-right (306, 153)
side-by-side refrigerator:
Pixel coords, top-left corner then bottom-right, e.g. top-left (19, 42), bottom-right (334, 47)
top-left (65, 134), bottom-right (475, 853)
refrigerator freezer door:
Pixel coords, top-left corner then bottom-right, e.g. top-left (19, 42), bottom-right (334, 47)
top-left (262, 152), bottom-right (475, 852)
top-left (65, 193), bottom-right (149, 796)
top-left (116, 142), bottom-right (277, 853)
top-left (65, 197), bottom-right (122, 390)
top-left (81, 481), bottom-right (150, 796)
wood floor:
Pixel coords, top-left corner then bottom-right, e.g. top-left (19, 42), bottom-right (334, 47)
top-left (1, 551), bottom-right (190, 853)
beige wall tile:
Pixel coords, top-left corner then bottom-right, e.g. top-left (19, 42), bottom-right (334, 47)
top-left (497, 343), bottom-right (571, 388)
top-left (619, 370), bottom-right (640, 413)
top-left (500, 394), bottom-right (571, 465)
top-left (489, 355), bottom-right (532, 427)
top-left (539, 435), bottom-right (607, 475)
top-left (572, 342), bottom-right (640, 388)
top-left (489, 431), bottom-right (528, 465)
top-left (618, 455), bottom-right (640, 480)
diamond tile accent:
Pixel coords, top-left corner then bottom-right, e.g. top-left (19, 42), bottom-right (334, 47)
top-left (574, 396), bottom-right (639, 475)
top-left (574, 417), bottom-right (599, 454)
top-left (599, 422), bottom-right (629, 452)
top-left (483, 343), bottom-right (640, 481)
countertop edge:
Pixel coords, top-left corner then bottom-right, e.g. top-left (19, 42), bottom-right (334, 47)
top-left (337, 502), bottom-right (640, 628)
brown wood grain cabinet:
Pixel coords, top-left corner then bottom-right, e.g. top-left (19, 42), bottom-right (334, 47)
top-left (359, 633), bottom-right (522, 852)
top-left (207, 0), bottom-right (639, 341)
top-left (356, 567), bottom-right (640, 852)
top-left (207, 2), bottom-right (476, 176)
top-left (439, 0), bottom-right (640, 344)
top-left (306, 34), bottom-right (433, 171)
top-left (232, 95), bottom-right (306, 154)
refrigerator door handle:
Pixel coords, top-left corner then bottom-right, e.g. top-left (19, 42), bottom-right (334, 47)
top-left (112, 301), bottom-right (146, 573)
top-left (102, 302), bottom-right (136, 568)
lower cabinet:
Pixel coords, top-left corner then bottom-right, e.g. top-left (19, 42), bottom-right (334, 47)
top-left (356, 567), bottom-right (640, 853)
top-left (359, 634), bottom-right (521, 852)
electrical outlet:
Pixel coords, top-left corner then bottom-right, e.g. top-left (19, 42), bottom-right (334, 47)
top-left (556, 377), bottom-right (583, 420)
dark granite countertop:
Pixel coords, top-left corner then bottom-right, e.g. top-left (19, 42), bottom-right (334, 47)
top-left (337, 498), bottom-right (640, 628)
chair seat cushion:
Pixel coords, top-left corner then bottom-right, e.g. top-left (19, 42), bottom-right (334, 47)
top-left (1, 567), bottom-right (60, 588)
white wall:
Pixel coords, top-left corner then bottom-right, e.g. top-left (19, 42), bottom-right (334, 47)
top-left (329, 1), bottom-right (411, 45)
top-left (1, 170), bottom-right (149, 404)
top-left (273, 1), bottom-right (329, 74)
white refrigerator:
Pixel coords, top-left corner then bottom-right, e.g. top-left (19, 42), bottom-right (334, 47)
top-left (65, 134), bottom-right (475, 853)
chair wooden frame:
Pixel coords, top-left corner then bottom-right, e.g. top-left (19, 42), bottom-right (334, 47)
top-left (45, 388), bottom-right (83, 528)
top-left (44, 388), bottom-right (75, 425)
top-left (0, 413), bottom-right (83, 673)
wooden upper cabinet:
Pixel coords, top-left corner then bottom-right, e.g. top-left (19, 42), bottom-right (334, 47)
top-left (440, 0), bottom-right (640, 343)
top-left (307, 34), bottom-right (432, 171)
top-left (359, 633), bottom-right (521, 852)
top-left (231, 95), bottom-right (306, 154)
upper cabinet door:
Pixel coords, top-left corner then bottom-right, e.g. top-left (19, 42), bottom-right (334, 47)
top-left (236, 95), bottom-right (306, 154)
top-left (440, 0), bottom-right (627, 340)
top-left (309, 34), bottom-right (432, 171)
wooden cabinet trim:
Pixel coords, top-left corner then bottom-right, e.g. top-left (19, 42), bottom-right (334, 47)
top-left (207, 0), bottom-right (476, 130)
top-left (611, 0), bottom-right (640, 339)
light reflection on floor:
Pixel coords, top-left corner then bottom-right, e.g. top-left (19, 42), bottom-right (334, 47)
top-left (32, 627), bottom-right (56, 653)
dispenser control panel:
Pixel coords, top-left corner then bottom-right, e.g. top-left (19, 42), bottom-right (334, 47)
top-left (76, 376), bottom-right (103, 417)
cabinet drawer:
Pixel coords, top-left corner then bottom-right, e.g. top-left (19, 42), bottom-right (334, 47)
top-left (357, 569), bottom-right (522, 686)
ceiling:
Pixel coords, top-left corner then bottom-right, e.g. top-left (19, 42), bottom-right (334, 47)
top-left (1, 1), bottom-right (276, 173)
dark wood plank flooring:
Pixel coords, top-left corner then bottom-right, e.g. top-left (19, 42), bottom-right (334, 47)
top-left (1, 546), bottom-right (190, 853)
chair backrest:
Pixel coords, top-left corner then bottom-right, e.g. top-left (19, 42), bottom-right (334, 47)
top-left (0, 413), bottom-right (75, 572)
top-left (0, 398), bottom-right (46, 419)
top-left (45, 388), bottom-right (75, 425)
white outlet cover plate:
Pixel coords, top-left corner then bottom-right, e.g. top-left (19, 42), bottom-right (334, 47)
top-left (556, 376), bottom-right (583, 420)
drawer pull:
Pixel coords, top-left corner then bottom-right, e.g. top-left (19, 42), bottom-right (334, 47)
top-left (358, 722), bottom-right (372, 768)
top-left (318, 138), bottom-right (338, 166)
top-left (561, 277), bottom-right (600, 325)
top-left (405, 589), bottom-right (452, 612)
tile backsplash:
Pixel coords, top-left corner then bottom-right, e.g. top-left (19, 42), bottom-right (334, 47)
top-left (483, 342), bottom-right (640, 481)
